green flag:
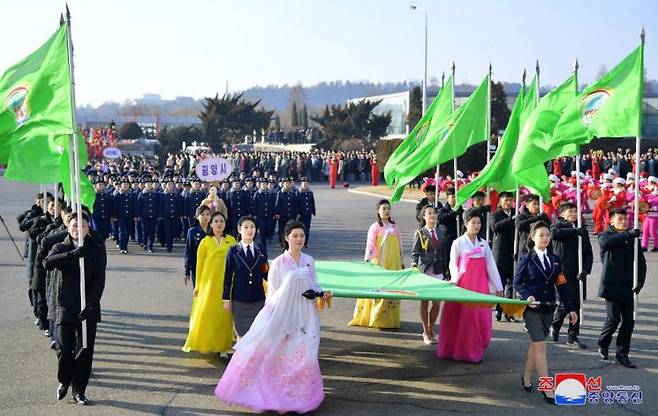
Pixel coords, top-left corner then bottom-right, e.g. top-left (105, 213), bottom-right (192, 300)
top-left (386, 73), bottom-right (490, 203)
top-left (385, 74), bottom-right (454, 202)
top-left (316, 261), bottom-right (528, 304)
top-left (511, 74), bottom-right (577, 174)
top-left (60, 131), bottom-right (96, 211)
top-left (0, 24), bottom-right (72, 162)
top-left (549, 44), bottom-right (643, 156)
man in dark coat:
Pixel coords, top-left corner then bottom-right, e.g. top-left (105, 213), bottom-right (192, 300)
top-left (597, 208), bottom-right (646, 368)
top-left (44, 212), bottom-right (106, 405)
top-left (489, 191), bottom-right (516, 321)
top-left (549, 203), bottom-right (593, 348)
top-left (415, 185), bottom-right (442, 225)
top-left (515, 194), bottom-right (551, 259)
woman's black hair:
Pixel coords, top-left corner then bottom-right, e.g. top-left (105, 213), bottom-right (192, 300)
top-left (195, 204), bottom-right (212, 217)
top-left (207, 211), bottom-right (227, 236)
top-left (238, 215), bottom-right (258, 231)
top-left (376, 199), bottom-right (396, 226)
top-left (282, 220), bottom-right (307, 250)
top-left (526, 220), bottom-right (550, 251)
top-left (463, 209), bottom-right (481, 224)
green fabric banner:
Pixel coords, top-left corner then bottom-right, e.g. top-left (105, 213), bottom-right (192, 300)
top-left (315, 261), bottom-right (528, 305)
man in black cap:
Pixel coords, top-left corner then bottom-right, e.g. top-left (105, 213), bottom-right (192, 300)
top-left (137, 178), bottom-right (159, 253)
top-left (274, 177), bottom-right (299, 245)
top-left (91, 178), bottom-right (112, 241)
top-left (184, 177), bottom-right (207, 229)
top-left (158, 177), bottom-right (183, 253)
top-left (297, 177), bottom-right (316, 246)
top-left (112, 179), bottom-right (135, 254)
top-left (252, 178), bottom-right (276, 256)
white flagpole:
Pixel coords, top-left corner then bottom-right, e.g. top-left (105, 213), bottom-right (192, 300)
top-left (633, 28), bottom-right (645, 320)
top-left (435, 72), bottom-right (444, 208)
top-left (65, 7), bottom-right (87, 349)
top-left (512, 70), bottom-right (527, 287)
top-left (482, 62), bottom-right (491, 243)
top-left (572, 59), bottom-right (585, 325)
top-left (54, 183), bottom-right (59, 218)
top-left (452, 63), bottom-right (460, 232)
top-left (535, 60), bottom-right (545, 213)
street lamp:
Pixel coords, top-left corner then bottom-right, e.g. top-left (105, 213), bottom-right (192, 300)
top-left (410, 5), bottom-right (427, 114)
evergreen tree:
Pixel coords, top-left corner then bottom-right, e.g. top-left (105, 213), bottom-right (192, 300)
top-left (490, 81), bottom-right (510, 136)
top-left (273, 113), bottom-right (281, 129)
top-left (291, 102), bottom-right (299, 127)
top-left (407, 86), bottom-right (422, 131)
top-left (199, 93), bottom-right (274, 145)
top-left (311, 100), bottom-right (391, 149)
top-left (302, 104), bottom-right (309, 129)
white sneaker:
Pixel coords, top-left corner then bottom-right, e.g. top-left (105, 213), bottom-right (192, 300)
top-left (422, 333), bottom-right (432, 345)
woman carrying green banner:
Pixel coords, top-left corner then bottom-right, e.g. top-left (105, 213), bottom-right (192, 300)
top-left (349, 199), bottom-right (403, 329)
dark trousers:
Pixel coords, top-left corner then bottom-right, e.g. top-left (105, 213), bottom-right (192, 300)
top-left (142, 218), bottom-right (156, 250)
top-left (598, 300), bottom-right (634, 357)
top-left (91, 216), bottom-right (110, 240)
top-left (111, 219), bottom-right (119, 242)
top-left (277, 216), bottom-right (292, 243)
top-left (135, 218), bottom-right (144, 245)
top-left (36, 288), bottom-right (48, 331)
top-left (552, 293), bottom-right (581, 340)
top-left (300, 214), bottom-right (312, 245)
top-left (495, 270), bottom-right (514, 313)
top-left (56, 321), bottom-right (98, 395)
top-left (157, 219), bottom-right (165, 246)
top-left (163, 218), bottom-right (176, 251)
top-left (117, 218), bottom-right (130, 251)
top-left (256, 220), bottom-right (270, 258)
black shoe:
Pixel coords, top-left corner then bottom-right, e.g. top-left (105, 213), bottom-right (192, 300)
top-left (598, 347), bottom-right (609, 360)
top-left (567, 338), bottom-right (587, 349)
top-left (56, 383), bottom-right (68, 400)
top-left (73, 393), bottom-right (89, 405)
top-left (495, 310), bottom-right (502, 322)
top-left (521, 375), bottom-right (534, 392)
top-left (550, 328), bottom-right (559, 342)
top-left (542, 391), bottom-right (556, 405)
top-left (616, 356), bottom-right (637, 368)
top-left (652, 247), bottom-right (658, 252)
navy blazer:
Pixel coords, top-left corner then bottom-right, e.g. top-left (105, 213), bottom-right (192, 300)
top-left (223, 243), bottom-right (269, 303)
top-left (184, 225), bottom-right (206, 277)
top-left (513, 251), bottom-right (574, 311)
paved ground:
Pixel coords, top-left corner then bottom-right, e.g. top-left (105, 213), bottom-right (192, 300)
top-left (0, 177), bottom-right (656, 415)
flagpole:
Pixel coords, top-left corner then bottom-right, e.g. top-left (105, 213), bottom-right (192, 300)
top-left (482, 62), bottom-right (491, 243)
top-left (572, 58), bottom-right (585, 324)
top-left (633, 27), bottom-right (645, 320)
top-left (54, 183), bottom-right (59, 218)
top-left (513, 70), bottom-right (527, 286)
top-left (452, 63), bottom-right (460, 232)
top-left (65, 6), bottom-right (88, 349)
top-left (535, 60), bottom-right (545, 213)
top-left (435, 72), bottom-right (445, 208)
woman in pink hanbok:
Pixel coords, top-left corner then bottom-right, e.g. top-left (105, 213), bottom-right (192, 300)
top-left (215, 220), bottom-right (332, 414)
top-left (438, 210), bottom-right (503, 363)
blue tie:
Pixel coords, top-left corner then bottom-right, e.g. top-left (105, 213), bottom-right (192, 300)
top-left (543, 255), bottom-right (551, 273)
top-left (246, 245), bottom-right (254, 263)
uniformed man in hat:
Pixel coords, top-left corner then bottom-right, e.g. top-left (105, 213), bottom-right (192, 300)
top-left (91, 178), bottom-right (112, 240)
top-left (138, 178), bottom-right (159, 253)
top-left (274, 177), bottom-right (299, 244)
top-left (297, 177), bottom-right (316, 246)
top-left (158, 177), bottom-right (183, 252)
top-left (243, 176), bottom-right (258, 199)
top-left (184, 177), bottom-right (207, 229)
top-left (227, 178), bottom-right (251, 237)
top-left (252, 178), bottom-right (275, 256)
top-left (112, 178), bottom-right (136, 254)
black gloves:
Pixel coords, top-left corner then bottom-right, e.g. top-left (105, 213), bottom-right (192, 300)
top-left (628, 229), bottom-right (641, 239)
top-left (633, 286), bottom-right (643, 294)
top-left (577, 226), bottom-right (589, 237)
top-left (302, 290), bottom-right (324, 300)
top-left (66, 245), bottom-right (87, 259)
top-left (576, 272), bottom-right (587, 282)
top-left (78, 305), bottom-right (95, 321)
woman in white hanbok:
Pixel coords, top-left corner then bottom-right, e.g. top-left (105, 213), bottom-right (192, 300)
top-left (215, 220), bottom-right (332, 414)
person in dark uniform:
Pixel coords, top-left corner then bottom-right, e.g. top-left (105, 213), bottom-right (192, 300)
top-left (466, 191), bottom-right (490, 242)
top-left (514, 221), bottom-right (577, 405)
top-left (91, 179), bottom-right (112, 240)
top-left (137, 178), bottom-right (159, 253)
top-left (227, 178), bottom-right (251, 237)
top-left (243, 176), bottom-right (258, 199)
top-left (112, 179), bottom-right (135, 254)
top-left (222, 216), bottom-right (269, 337)
top-left (158, 178), bottom-right (183, 253)
top-left (489, 191), bottom-right (516, 321)
top-left (597, 208), bottom-right (646, 368)
top-left (515, 194), bottom-right (551, 258)
top-left (131, 178), bottom-right (144, 247)
top-left (297, 177), bottom-right (316, 246)
top-left (252, 178), bottom-right (275, 257)
top-left (184, 205), bottom-right (212, 288)
top-left (184, 177), bottom-right (207, 229)
top-left (438, 188), bottom-right (463, 277)
top-left (274, 178), bottom-right (299, 245)
top-left (44, 212), bottom-right (106, 406)
top-left (549, 203), bottom-right (593, 348)
top-left (415, 184), bottom-right (442, 225)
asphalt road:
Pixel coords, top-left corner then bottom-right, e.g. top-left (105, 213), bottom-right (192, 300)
top-left (0, 177), bottom-right (656, 416)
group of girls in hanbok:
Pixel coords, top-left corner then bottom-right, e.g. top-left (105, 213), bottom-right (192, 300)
top-left (182, 210), bottom-right (331, 413)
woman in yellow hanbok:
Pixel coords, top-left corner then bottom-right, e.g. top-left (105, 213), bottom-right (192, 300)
top-left (349, 199), bottom-right (403, 329)
top-left (183, 212), bottom-right (237, 354)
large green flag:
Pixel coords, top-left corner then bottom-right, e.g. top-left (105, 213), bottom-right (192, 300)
top-left (60, 131), bottom-right (96, 211)
top-left (316, 261), bottom-right (528, 304)
top-left (511, 74), bottom-right (577, 174)
top-left (386, 74), bottom-right (489, 203)
top-left (0, 24), bottom-right (72, 162)
top-left (385, 74), bottom-right (454, 203)
top-left (549, 44), bottom-right (643, 156)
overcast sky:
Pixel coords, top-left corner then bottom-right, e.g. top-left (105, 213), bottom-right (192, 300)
top-left (1, 0), bottom-right (656, 105)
